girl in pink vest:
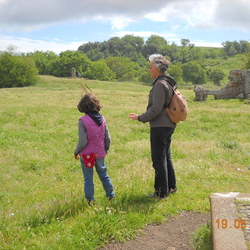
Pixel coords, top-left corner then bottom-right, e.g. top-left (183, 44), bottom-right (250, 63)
top-left (74, 93), bottom-right (115, 204)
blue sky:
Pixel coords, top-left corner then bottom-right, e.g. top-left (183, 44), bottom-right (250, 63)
top-left (0, 0), bottom-right (249, 54)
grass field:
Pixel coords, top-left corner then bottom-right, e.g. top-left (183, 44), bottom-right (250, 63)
top-left (1, 76), bottom-right (250, 249)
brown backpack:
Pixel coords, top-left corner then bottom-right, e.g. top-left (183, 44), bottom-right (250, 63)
top-left (165, 81), bottom-right (188, 123)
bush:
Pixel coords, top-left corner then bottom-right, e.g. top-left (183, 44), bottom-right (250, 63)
top-left (242, 52), bottom-right (250, 69)
top-left (82, 60), bottom-right (116, 81)
top-left (182, 62), bottom-right (207, 84)
top-left (105, 57), bottom-right (138, 81)
top-left (139, 72), bottom-right (152, 83)
top-left (168, 64), bottom-right (182, 81)
top-left (0, 52), bottom-right (39, 88)
top-left (51, 50), bottom-right (91, 77)
top-left (208, 68), bottom-right (225, 86)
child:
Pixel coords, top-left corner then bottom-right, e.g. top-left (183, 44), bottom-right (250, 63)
top-left (74, 93), bottom-right (115, 204)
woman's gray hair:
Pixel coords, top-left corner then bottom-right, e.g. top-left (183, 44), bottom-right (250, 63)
top-left (149, 54), bottom-right (170, 73)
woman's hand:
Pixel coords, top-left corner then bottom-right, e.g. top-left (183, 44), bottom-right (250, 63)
top-left (128, 113), bottom-right (139, 121)
top-left (74, 154), bottom-right (80, 160)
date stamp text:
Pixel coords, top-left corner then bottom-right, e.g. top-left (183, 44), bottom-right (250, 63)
top-left (216, 219), bottom-right (250, 229)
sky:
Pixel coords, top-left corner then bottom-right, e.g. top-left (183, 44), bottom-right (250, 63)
top-left (0, 0), bottom-right (250, 54)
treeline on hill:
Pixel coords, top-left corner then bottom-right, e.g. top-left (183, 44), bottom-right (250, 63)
top-left (1, 35), bottom-right (250, 88)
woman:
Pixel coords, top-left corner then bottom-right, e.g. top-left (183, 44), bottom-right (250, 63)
top-left (128, 54), bottom-right (177, 199)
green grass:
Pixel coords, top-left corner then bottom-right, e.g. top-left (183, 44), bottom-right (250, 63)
top-left (192, 222), bottom-right (212, 250)
top-left (1, 75), bottom-right (250, 249)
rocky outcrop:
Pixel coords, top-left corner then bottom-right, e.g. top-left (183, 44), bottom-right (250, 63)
top-left (194, 69), bottom-right (250, 101)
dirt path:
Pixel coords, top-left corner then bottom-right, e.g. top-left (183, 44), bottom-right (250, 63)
top-left (100, 212), bottom-right (210, 250)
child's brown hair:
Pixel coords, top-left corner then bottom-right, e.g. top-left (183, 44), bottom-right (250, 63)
top-left (77, 93), bottom-right (102, 113)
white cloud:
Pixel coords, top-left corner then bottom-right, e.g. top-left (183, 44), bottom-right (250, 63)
top-left (0, 0), bottom-right (248, 53)
top-left (144, 0), bottom-right (250, 32)
top-left (94, 15), bottom-right (135, 30)
top-left (145, 0), bottom-right (218, 29)
top-left (0, 34), bottom-right (83, 53)
top-left (1, 0), bottom-right (249, 33)
top-left (214, 0), bottom-right (250, 31)
top-left (0, 0), bottom-right (170, 32)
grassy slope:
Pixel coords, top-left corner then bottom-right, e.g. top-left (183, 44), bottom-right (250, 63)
top-left (0, 76), bottom-right (249, 249)
top-left (194, 47), bottom-right (246, 85)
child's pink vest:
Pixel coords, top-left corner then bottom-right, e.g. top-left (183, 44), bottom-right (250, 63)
top-left (79, 115), bottom-right (106, 159)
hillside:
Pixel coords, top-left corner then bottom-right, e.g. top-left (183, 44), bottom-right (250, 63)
top-left (203, 54), bottom-right (245, 83)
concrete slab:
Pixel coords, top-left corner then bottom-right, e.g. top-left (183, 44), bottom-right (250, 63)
top-left (210, 192), bottom-right (248, 250)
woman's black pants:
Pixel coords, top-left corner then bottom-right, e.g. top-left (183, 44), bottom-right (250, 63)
top-left (150, 127), bottom-right (176, 198)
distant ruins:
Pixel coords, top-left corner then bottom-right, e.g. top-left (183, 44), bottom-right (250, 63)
top-left (194, 69), bottom-right (250, 101)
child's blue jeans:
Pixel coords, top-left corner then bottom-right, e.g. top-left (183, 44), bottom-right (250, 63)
top-left (80, 157), bottom-right (115, 201)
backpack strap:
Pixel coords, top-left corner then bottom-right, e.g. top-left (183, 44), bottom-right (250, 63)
top-left (160, 79), bottom-right (175, 109)
top-left (158, 74), bottom-right (177, 88)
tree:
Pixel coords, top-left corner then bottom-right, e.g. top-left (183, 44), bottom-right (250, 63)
top-left (106, 37), bottom-right (126, 55)
top-left (242, 52), bottom-right (250, 69)
top-left (178, 47), bottom-right (189, 63)
top-left (6, 45), bottom-right (18, 55)
top-left (52, 50), bottom-right (91, 77)
top-left (82, 60), bottom-right (116, 81)
top-left (0, 52), bottom-right (39, 88)
top-left (145, 35), bottom-right (168, 56)
top-left (228, 47), bottom-right (238, 56)
top-left (181, 39), bottom-right (190, 47)
top-left (221, 40), bottom-right (250, 56)
top-left (86, 48), bottom-right (105, 61)
top-left (139, 72), bottom-right (152, 83)
top-left (146, 35), bottom-right (168, 47)
top-left (232, 40), bottom-right (242, 54)
top-left (78, 41), bottom-right (102, 54)
top-left (122, 45), bottom-right (138, 61)
top-left (239, 40), bottom-right (250, 54)
top-left (27, 50), bottom-right (58, 75)
top-left (222, 41), bottom-right (233, 56)
top-left (182, 62), bottom-right (206, 84)
top-left (168, 64), bottom-right (182, 81)
top-left (188, 47), bottom-right (204, 61)
top-left (105, 57), bottom-right (139, 81)
top-left (166, 43), bottom-right (179, 62)
top-left (208, 69), bottom-right (225, 85)
top-left (121, 35), bottom-right (144, 54)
